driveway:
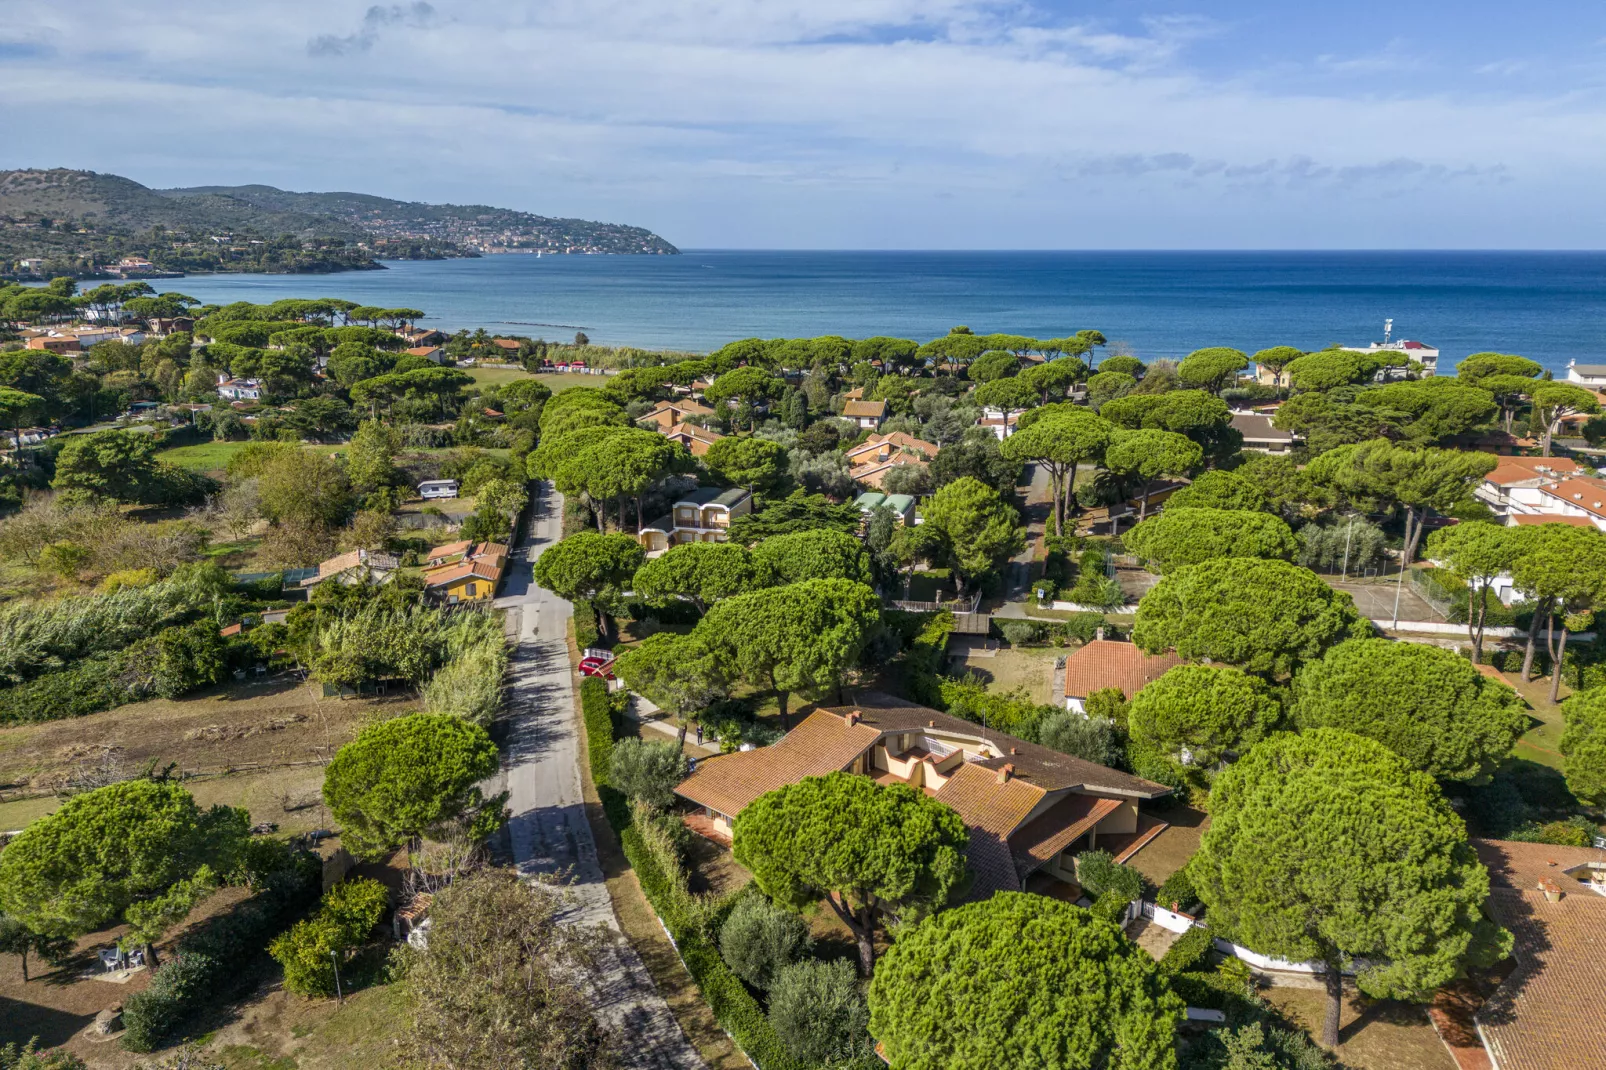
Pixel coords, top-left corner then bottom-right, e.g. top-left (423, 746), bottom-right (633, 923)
top-left (494, 483), bottom-right (705, 1070)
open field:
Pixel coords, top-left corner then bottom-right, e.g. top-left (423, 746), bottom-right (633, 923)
top-left (466, 366), bottom-right (614, 391)
top-left (156, 441), bottom-right (349, 473)
top-left (0, 676), bottom-right (418, 831)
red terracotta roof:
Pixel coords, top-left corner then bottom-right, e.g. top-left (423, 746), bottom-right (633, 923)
top-left (674, 711), bottom-right (881, 817)
top-left (1471, 839), bottom-right (1606, 1070)
top-left (931, 762), bottom-right (1043, 900)
top-left (1063, 640), bottom-right (1182, 701)
top-left (1508, 513), bottom-right (1596, 528)
top-left (1009, 795), bottom-right (1123, 877)
top-left (1539, 478), bottom-right (1606, 520)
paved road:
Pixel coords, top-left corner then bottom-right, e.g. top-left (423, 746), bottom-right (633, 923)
top-left (494, 483), bottom-right (706, 1070)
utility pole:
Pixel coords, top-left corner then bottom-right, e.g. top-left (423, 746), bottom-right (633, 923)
top-left (331, 951), bottom-right (344, 1004)
top-left (1391, 548), bottom-right (1408, 630)
top-left (1340, 515), bottom-right (1355, 581)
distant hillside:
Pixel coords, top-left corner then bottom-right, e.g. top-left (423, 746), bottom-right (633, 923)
top-left (162, 184), bottom-right (680, 256)
top-left (0, 169), bottom-right (678, 279)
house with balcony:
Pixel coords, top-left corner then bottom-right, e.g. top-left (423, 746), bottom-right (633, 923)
top-left (1474, 456), bottom-right (1584, 520)
top-left (639, 399), bottom-right (715, 431)
top-left (661, 421), bottom-right (724, 457)
top-left (637, 487), bottom-right (753, 555)
top-left (674, 693), bottom-right (1173, 901)
top-left (845, 431), bottom-right (939, 489)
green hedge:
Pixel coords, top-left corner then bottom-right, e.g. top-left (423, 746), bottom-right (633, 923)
top-left (579, 666), bottom-right (800, 1070)
top-left (618, 827), bottom-right (802, 1070)
top-left (1159, 924), bottom-right (1213, 976)
top-left (0, 656), bottom-right (132, 726)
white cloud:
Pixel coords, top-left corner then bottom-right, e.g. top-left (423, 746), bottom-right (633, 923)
top-left (0, 0), bottom-right (1601, 246)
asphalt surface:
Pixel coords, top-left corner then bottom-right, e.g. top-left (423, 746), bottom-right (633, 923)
top-left (494, 483), bottom-right (706, 1070)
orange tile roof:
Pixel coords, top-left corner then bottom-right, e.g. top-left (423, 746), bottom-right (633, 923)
top-left (492, 338), bottom-right (521, 349)
top-left (842, 399), bottom-right (887, 418)
top-left (1540, 479), bottom-right (1606, 520)
top-left (1063, 640), bottom-right (1182, 701)
top-left (823, 696), bottom-right (1169, 798)
top-left (845, 431), bottom-right (939, 463)
top-left (1508, 513), bottom-right (1596, 528)
top-left (674, 711), bottom-right (882, 817)
top-left (1009, 795), bottom-right (1123, 877)
top-left (932, 762), bottom-right (1044, 899)
top-left (1471, 839), bottom-right (1606, 1070)
top-left (423, 559), bottom-right (503, 588)
top-left (427, 539), bottom-right (473, 561)
top-left (403, 346), bottom-right (440, 357)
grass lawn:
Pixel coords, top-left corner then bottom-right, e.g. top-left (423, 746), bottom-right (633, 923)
top-left (947, 645), bottom-right (1061, 704)
top-left (1486, 665), bottom-right (1570, 770)
top-left (467, 366), bottom-right (610, 390)
top-left (156, 441), bottom-right (349, 473)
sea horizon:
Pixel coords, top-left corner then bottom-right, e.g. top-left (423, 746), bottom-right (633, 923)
top-left (164, 249), bottom-right (1606, 371)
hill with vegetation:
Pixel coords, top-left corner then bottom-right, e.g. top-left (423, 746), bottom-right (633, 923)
top-left (0, 168), bottom-right (678, 279)
top-left (162, 184), bottom-right (680, 256)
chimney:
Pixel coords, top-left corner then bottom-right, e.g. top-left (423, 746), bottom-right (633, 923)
top-left (1095, 626), bottom-right (1106, 642)
top-left (846, 710), bottom-right (860, 725)
top-left (928, 719), bottom-right (936, 727)
top-left (996, 763), bottom-right (1015, 784)
top-left (1010, 747), bottom-right (1018, 755)
top-left (1539, 878), bottom-right (1563, 903)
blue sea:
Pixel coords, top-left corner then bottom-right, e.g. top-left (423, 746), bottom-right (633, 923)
top-left (167, 251), bottom-right (1606, 373)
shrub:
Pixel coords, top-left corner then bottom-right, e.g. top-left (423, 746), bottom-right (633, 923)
top-left (996, 619), bottom-right (1042, 646)
top-left (573, 599), bottom-right (601, 649)
top-left (121, 842), bottom-right (320, 1051)
top-left (122, 952), bottom-right (218, 1052)
top-left (1158, 924), bottom-right (1213, 975)
top-left (1075, 849), bottom-right (1144, 901)
top-left (1091, 891), bottom-right (1133, 924)
top-left (0, 1039), bottom-right (86, 1070)
top-left (0, 657), bottom-right (131, 726)
top-left (1156, 866), bottom-right (1198, 912)
top-left (99, 568), bottom-right (160, 593)
top-left (1038, 711), bottom-right (1122, 767)
top-left (767, 959), bottom-right (873, 1066)
top-left (1511, 817), bottom-right (1598, 848)
top-left (270, 877), bottom-right (389, 997)
top-left (718, 893), bottom-right (813, 991)
top-left (609, 737), bottom-right (690, 812)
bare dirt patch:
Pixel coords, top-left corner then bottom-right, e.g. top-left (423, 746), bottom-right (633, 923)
top-left (1263, 986), bottom-right (1456, 1070)
top-left (0, 679), bottom-right (419, 800)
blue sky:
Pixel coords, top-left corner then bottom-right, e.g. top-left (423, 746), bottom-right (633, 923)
top-left (3, 1), bottom-right (1604, 249)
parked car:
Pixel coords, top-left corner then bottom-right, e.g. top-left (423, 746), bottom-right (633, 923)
top-left (579, 654), bottom-right (616, 679)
